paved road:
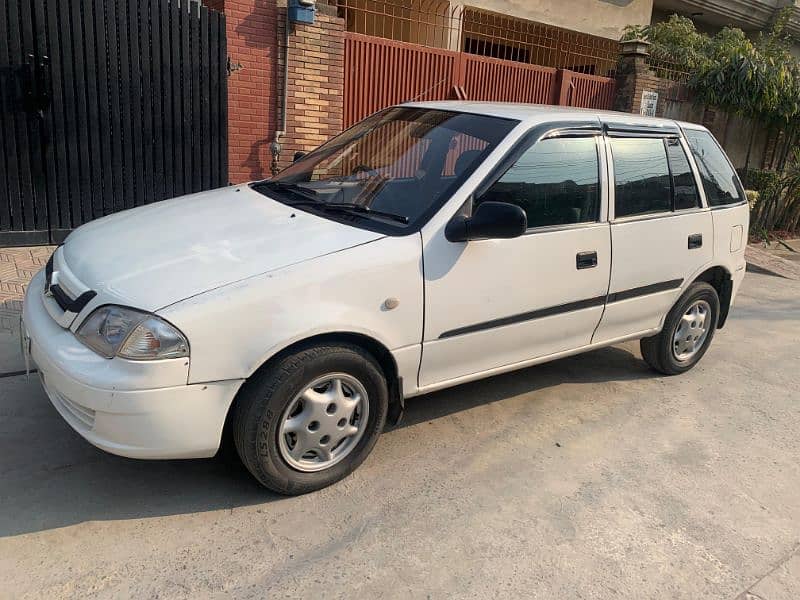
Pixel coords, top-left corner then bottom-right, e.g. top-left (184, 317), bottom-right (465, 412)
top-left (745, 240), bottom-right (800, 281)
top-left (0, 247), bottom-right (54, 375)
top-left (1, 270), bottom-right (799, 599)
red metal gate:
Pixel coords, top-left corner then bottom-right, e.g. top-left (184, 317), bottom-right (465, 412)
top-left (343, 33), bottom-right (615, 128)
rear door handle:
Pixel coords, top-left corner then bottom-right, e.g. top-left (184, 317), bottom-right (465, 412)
top-left (688, 234), bottom-right (703, 249)
top-left (576, 251), bottom-right (598, 269)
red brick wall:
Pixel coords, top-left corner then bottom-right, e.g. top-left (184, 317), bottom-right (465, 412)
top-left (223, 0), bottom-right (280, 183)
top-left (279, 11), bottom-right (345, 170)
top-left (614, 54), bottom-right (689, 116)
top-left (212, 1), bottom-right (345, 180)
top-left (629, 73), bottom-right (689, 116)
top-left (203, 0), bottom-right (225, 12)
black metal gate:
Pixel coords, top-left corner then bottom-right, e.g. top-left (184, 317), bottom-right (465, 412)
top-left (0, 0), bottom-right (228, 246)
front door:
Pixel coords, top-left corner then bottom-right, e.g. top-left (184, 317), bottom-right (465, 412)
top-left (419, 132), bottom-right (612, 388)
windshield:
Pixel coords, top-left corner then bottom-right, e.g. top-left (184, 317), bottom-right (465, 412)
top-left (254, 107), bottom-right (518, 233)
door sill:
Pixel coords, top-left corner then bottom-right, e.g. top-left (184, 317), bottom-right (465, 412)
top-left (407, 327), bottom-right (660, 398)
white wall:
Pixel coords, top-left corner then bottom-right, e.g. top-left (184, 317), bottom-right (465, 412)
top-left (461, 0), bottom-right (654, 39)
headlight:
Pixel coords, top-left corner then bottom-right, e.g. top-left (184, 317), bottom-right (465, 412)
top-left (76, 305), bottom-right (189, 360)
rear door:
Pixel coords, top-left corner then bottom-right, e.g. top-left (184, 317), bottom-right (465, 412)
top-left (593, 129), bottom-right (713, 343)
top-left (683, 127), bottom-right (749, 309)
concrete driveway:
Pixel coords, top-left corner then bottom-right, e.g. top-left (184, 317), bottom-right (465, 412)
top-left (1, 270), bottom-right (799, 599)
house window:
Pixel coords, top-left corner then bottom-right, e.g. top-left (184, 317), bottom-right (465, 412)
top-left (463, 37), bottom-right (530, 63)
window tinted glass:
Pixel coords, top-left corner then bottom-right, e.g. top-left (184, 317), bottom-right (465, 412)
top-left (685, 129), bottom-right (745, 206)
top-left (666, 138), bottom-right (700, 210)
top-left (478, 137), bottom-right (600, 228)
top-left (442, 133), bottom-right (489, 177)
top-left (262, 108), bottom-right (517, 232)
top-left (611, 138), bottom-right (671, 217)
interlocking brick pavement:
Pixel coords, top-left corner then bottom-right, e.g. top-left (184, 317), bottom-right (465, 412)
top-left (0, 246), bottom-right (55, 334)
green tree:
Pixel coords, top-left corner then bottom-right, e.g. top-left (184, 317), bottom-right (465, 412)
top-left (623, 11), bottom-right (800, 232)
top-left (623, 11), bottom-right (800, 126)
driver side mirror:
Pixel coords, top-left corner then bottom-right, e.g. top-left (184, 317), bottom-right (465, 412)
top-left (293, 151), bottom-right (306, 163)
top-left (445, 201), bottom-right (527, 242)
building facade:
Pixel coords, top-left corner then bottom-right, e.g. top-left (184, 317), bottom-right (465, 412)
top-left (652, 0), bottom-right (800, 40)
top-left (208, 0), bottom-right (800, 182)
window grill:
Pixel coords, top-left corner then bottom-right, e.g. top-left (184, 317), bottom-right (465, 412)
top-left (332, 1), bottom-right (621, 76)
top-left (646, 55), bottom-right (691, 84)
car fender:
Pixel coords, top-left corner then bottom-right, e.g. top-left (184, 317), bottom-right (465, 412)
top-left (158, 234), bottom-right (424, 385)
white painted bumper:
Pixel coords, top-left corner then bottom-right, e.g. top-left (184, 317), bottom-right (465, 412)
top-left (22, 271), bottom-right (243, 459)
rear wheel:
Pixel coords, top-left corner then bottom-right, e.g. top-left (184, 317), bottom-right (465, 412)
top-left (232, 343), bottom-right (388, 494)
top-left (640, 282), bottom-right (720, 375)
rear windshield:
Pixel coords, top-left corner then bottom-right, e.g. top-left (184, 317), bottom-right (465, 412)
top-left (684, 129), bottom-right (745, 207)
top-left (255, 108), bottom-right (518, 233)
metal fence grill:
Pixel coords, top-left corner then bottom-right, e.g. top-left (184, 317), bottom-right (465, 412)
top-left (461, 54), bottom-right (557, 104)
top-left (343, 33), bottom-right (616, 128)
top-left (569, 73), bottom-right (617, 110)
top-left (646, 55), bottom-right (691, 84)
top-left (343, 33), bottom-right (456, 127)
top-left (0, 0), bottom-right (228, 246)
top-left (461, 8), bottom-right (619, 76)
top-left (335, 0), bottom-right (460, 48)
top-left (333, 0), bottom-right (620, 76)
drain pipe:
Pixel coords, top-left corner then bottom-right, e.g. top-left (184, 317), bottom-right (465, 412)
top-left (270, 4), bottom-right (291, 176)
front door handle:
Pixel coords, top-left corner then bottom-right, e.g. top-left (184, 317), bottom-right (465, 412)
top-left (576, 251), bottom-right (598, 269)
top-left (688, 233), bottom-right (703, 249)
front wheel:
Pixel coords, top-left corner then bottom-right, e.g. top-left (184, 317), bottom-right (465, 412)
top-left (231, 343), bottom-right (388, 494)
top-left (640, 281), bottom-right (720, 375)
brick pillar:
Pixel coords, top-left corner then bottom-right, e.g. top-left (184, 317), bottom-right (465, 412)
top-left (613, 39), bottom-right (651, 114)
top-left (279, 6), bottom-right (345, 171)
top-left (223, 0), bottom-right (279, 183)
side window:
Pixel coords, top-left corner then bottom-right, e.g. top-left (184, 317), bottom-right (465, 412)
top-left (611, 137), bottom-right (671, 218)
top-left (477, 137), bottom-right (600, 229)
top-left (666, 138), bottom-right (700, 210)
top-left (685, 129), bottom-right (745, 206)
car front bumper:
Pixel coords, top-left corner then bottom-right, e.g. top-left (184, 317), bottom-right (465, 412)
top-left (22, 271), bottom-right (243, 459)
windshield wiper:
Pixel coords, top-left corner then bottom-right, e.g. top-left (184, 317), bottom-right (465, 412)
top-left (287, 200), bottom-right (409, 225)
top-left (254, 180), bottom-right (319, 202)
top-left (254, 181), bottom-right (409, 225)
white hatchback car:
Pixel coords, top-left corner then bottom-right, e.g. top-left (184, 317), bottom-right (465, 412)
top-left (23, 103), bottom-right (748, 494)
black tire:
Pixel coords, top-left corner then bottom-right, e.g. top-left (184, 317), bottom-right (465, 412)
top-left (640, 281), bottom-right (720, 376)
top-left (231, 343), bottom-right (388, 495)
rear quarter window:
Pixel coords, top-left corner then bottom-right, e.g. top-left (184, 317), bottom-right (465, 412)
top-left (684, 130), bottom-right (745, 207)
top-left (665, 138), bottom-right (700, 210)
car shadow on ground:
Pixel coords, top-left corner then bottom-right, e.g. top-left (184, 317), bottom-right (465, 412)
top-left (398, 345), bottom-right (651, 429)
top-left (0, 345), bottom-right (650, 538)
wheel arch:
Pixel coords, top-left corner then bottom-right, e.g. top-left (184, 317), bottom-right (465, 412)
top-left (691, 265), bottom-right (733, 328)
top-left (220, 331), bottom-right (404, 453)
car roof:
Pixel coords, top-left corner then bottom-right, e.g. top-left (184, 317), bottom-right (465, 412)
top-left (402, 101), bottom-right (706, 132)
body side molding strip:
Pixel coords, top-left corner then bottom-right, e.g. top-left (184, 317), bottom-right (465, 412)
top-left (606, 278), bottom-right (683, 303)
top-left (437, 278), bottom-right (684, 339)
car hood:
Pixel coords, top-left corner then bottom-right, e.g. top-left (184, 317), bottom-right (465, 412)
top-left (62, 185), bottom-right (384, 311)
